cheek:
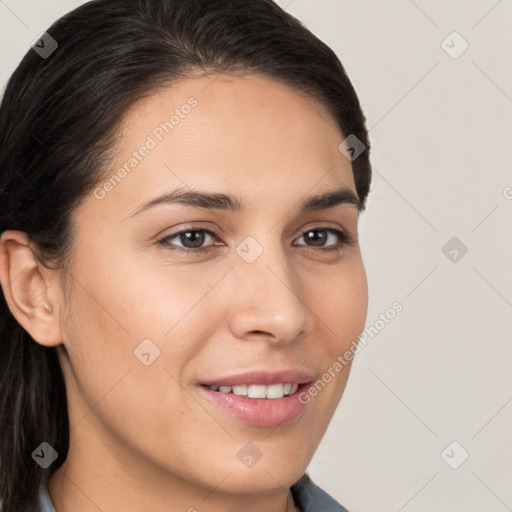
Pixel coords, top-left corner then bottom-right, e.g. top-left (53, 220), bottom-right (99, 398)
top-left (69, 243), bottom-right (209, 338)
top-left (58, 254), bottom-right (220, 456)
top-left (301, 263), bottom-right (368, 408)
top-left (60, 251), bottom-right (232, 430)
top-left (315, 262), bottom-right (368, 351)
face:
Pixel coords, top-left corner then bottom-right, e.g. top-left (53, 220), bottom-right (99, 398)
top-left (48, 73), bottom-right (368, 507)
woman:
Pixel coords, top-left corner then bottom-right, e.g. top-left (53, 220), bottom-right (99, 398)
top-left (0, 0), bottom-right (372, 510)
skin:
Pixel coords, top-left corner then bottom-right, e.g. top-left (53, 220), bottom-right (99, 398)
top-left (0, 72), bottom-right (368, 512)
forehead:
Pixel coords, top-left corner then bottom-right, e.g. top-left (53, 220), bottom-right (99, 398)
top-left (79, 72), bottom-right (356, 222)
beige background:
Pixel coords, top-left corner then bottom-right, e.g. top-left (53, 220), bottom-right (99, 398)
top-left (1, 1), bottom-right (511, 510)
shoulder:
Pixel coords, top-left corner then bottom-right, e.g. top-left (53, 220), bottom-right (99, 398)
top-left (290, 473), bottom-right (351, 512)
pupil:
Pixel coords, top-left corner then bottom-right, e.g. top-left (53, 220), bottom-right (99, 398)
top-left (306, 230), bottom-right (326, 246)
top-left (181, 231), bottom-right (205, 248)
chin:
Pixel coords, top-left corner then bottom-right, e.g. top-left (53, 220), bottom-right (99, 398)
top-left (213, 457), bottom-right (308, 495)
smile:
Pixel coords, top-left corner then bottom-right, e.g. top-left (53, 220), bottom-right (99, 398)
top-left (204, 382), bottom-right (299, 399)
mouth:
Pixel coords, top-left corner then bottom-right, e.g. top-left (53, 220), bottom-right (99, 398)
top-left (196, 369), bottom-right (314, 427)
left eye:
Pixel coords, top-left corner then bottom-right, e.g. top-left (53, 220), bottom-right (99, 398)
top-left (294, 228), bottom-right (350, 249)
top-left (158, 227), bottom-right (352, 253)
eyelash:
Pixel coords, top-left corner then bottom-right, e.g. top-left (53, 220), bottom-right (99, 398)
top-left (157, 226), bottom-right (355, 255)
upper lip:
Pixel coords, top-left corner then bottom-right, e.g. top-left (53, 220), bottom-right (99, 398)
top-left (200, 369), bottom-right (314, 387)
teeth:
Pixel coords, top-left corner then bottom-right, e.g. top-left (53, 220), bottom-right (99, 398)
top-left (232, 384), bottom-right (248, 396)
top-left (265, 383), bottom-right (284, 399)
top-left (248, 384), bottom-right (267, 398)
top-left (207, 383), bottom-right (299, 398)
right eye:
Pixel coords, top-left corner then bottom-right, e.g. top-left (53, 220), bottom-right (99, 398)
top-left (158, 228), bottom-right (223, 254)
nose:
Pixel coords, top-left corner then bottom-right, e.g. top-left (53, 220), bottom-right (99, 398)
top-left (227, 239), bottom-right (311, 345)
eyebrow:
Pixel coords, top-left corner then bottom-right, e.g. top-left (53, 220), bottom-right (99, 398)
top-left (126, 185), bottom-right (362, 219)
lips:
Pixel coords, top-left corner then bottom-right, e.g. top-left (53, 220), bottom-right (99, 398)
top-left (196, 369), bottom-right (314, 426)
top-left (198, 382), bottom-right (311, 427)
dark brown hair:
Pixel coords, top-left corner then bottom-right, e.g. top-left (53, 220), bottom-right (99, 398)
top-left (0, 0), bottom-right (372, 509)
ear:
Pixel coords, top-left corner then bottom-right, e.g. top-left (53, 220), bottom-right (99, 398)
top-left (0, 230), bottom-right (63, 347)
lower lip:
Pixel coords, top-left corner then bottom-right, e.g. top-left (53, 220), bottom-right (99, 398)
top-left (198, 383), bottom-right (310, 427)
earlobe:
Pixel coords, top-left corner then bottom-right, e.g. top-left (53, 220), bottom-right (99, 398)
top-left (0, 230), bottom-right (63, 347)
